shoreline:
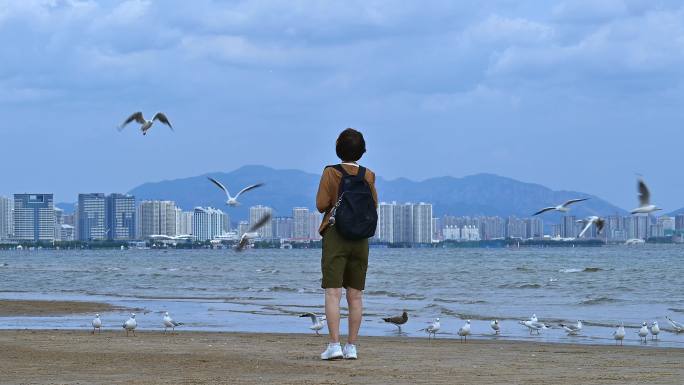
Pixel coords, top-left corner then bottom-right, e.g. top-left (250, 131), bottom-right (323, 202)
top-left (0, 299), bottom-right (126, 316)
top-left (0, 330), bottom-right (682, 384)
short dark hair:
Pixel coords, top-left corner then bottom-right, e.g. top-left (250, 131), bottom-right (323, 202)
top-left (335, 128), bottom-right (366, 162)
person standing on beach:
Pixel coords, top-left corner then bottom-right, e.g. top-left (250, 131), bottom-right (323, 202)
top-left (316, 128), bottom-right (378, 360)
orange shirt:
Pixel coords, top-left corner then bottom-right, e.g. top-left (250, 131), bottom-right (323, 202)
top-left (316, 164), bottom-right (379, 235)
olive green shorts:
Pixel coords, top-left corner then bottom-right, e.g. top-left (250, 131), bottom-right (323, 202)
top-left (321, 226), bottom-right (369, 291)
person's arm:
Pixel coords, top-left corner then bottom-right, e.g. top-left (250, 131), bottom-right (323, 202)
top-left (369, 171), bottom-right (379, 208)
top-left (316, 167), bottom-right (335, 213)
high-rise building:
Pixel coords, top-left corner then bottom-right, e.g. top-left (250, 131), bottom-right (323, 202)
top-left (659, 216), bottom-right (675, 235)
top-left (375, 202), bottom-right (394, 243)
top-left (506, 216), bottom-right (527, 239)
top-left (292, 207), bottom-right (310, 240)
top-left (176, 210), bottom-right (194, 236)
top-left (308, 211), bottom-right (322, 240)
top-left (0, 196), bottom-right (13, 241)
top-left (192, 207), bottom-right (227, 241)
top-left (273, 217), bottom-right (293, 239)
top-left (250, 205), bottom-right (273, 239)
top-left (393, 203), bottom-right (414, 243)
top-left (105, 194), bottom-right (136, 240)
top-left (138, 200), bottom-right (178, 238)
top-left (561, 216), bottom-right (577, 238)
top-left (54, 207), bottom-right (64, 241)
top-left (13, 194), bottom-right (55, 242)
top-left (412, 202), bottom-right (433, 243)
top-left (676, 214), bottom-right (684, 232)
top-left (238, 221), bottom-right (249, 238)
top-left (480, 216), bottom-right (505, 240)
top-left (78, 193), bottom-right (106, 241)
top-left (524, 217), bottom-right (544, 239)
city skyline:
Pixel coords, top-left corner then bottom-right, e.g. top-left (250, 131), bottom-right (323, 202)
top-left (2, 2), bottom-right (684, 211)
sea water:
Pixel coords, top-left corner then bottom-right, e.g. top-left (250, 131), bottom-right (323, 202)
top-left (1, 245), bottom-right (683, 347)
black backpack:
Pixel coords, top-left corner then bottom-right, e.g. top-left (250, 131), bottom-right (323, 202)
top-left (327, 164), bottom-right (378, 240)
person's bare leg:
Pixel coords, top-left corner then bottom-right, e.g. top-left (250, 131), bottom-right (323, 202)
top-left (346, 288), bottom-right (363, 344)
top-left (325, 288), bottom-right (342, 343)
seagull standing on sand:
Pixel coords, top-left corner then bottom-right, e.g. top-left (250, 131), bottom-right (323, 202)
top-left (638, 322), bottom-right (649, 343)
top-left (300, 313), bottom-right (326, 335)
top-left (92, 314), bottom-right (102, 334)
top-left (163, 312), bottom-right (183, 334)
top-left (613, 324), bottom-right (625, 346)
top-left (666, 316), bottom-right (684, 332)
top-left (208, 177), bottom-right (264, 207)
top-left (577, 217), bottom-right (606, 238)
top-left (457, 320), bottom-right (471, 343)
top-left (559, 320), bottom-right (583, 335)
top-left (420, 318), bottom-right (440, 340)
top-left (532, 198), bottom-right (589, 216)
top-left (631, 178), bottom-right (662, 214)
top-left (382, 311), bottom-right (409, 333)
top-left (236, 213), bottom-right (273, 251)
top-left (649, 321), bottom-right (660, 340)
top-left (123, 313), bottom-right (137, 336)
top-left (490, 320), bottom-right (500, 335)
top-left (119, 112), bottom-right (173, 135)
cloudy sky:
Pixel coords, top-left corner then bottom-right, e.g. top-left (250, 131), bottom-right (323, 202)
top-left (1, 0), bottom-right (683, 210)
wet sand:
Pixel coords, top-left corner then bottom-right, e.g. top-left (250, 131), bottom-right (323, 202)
top-left (0, 330), bottom-right (682, 385)
top-left (0, 299), bottom-right (120, 316)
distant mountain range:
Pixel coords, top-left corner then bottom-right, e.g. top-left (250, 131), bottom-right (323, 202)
top-left (120, 165), bottom-right (627, 221)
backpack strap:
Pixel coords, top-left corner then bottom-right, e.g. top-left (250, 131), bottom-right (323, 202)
top-left (357, 166), bottom-right (367, 180)
top-left (328, 164), bottom-right (349, 177)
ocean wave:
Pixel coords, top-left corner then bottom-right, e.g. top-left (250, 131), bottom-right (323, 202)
top-left (255, 269), bottom-right (279, 274)
top-left (366, 290), bottom-right (426, 300)
top-left (580, 297), bottom-right (620, 305)
top-left (515, 267), bottom-right (535, 272)
top-left (559, 267), bottom-right (604, 273)
top-left (498, 283), bottom-right (542, 289)
top-left (434, 298), bottom-right (487, 305)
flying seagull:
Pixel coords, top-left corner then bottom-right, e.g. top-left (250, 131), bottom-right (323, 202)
top-left (613, 323), bottom-right (625, 346)
top-left (119, 112), bottom-right (173, 135)
top-left (208, 177), bottom-right (264, 207)
top-left (490, 319), bottom-right (500, 335)
top-left (236, 213), bottom-right (272, 251)
top-left (666, 316), bottom-right (684, 332)
top-left (122, 313), bottom-right (137, 336)
top-left (91, 314), bottom-right (102, 334)
top-left (559, 320), bottom-right (583, 335)
top-left (419, 318), bottom-right (440, 340)
top-left (577, 217), bottom-right (605, 238)
top-left (532, 198), bottom-right (589, 216)
top-left (300, 312), bottom-right (326, 335)
top-left (631, 178), bottom-right (662, 214)
top-left (457, 320), bottom-right (471, 343)
top-left (382, 311), bottom-right (409, 333)
top-left (163, 312), bottom-right (184, 334)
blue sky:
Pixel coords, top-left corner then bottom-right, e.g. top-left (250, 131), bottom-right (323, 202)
top-left (1, 0), bottom-right (683, 210)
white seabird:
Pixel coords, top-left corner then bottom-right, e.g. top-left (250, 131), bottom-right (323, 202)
top-left (666, 316), bottom-right (684, 332)
top-left (236, 212), bottom-right (273, 251)
top-left (457, 320), bottom-right (471, 342)
top-left (208, 177), bottom-right (264, 207)
top-left (163, 312), bottom-right (184, 334)
top-left (123, 313), bottom-right (137, 336)
top-left (577, 217), bottom-right (606, 238)
top-left (649, 321), bottom-right (660, 340)
top-left (490, 319), bottom-right (500, 335)
top-left (420, 318), bottom-right (440, 340)
top-left (119, 111), bottom-right (173, 135)
top-left (638, 322), bottom-right (649, 343)
top-left (631, 178), bottom-right (662, 215)
top-left (519, 319), bottom-right (548, 335)
top-left (300, 312), bottom-right (326, 335)
top-left (559, 320), bottom-right (583, 335)
top-left (613, 323), bottom-right (625, 346)
top-left (91, 314), bottom-right (102, 334)
top-left (533, 198), bottom-right (589, 216)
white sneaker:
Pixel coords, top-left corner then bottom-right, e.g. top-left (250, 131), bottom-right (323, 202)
top-left (320, 343), bottom-right (343, 360)
top-left (343, 344), bottom-right (357, 360)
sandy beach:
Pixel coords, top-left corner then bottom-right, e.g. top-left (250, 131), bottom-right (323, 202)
top-left (0, 329), bottom-right (681, 385)
top-left (0, 299), bottom-right (122, 316)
